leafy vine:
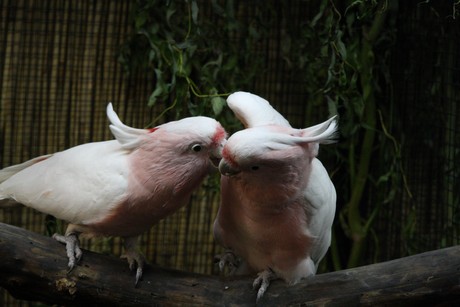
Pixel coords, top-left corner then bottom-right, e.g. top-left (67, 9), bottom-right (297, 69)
top-left (118, 0), bottom-right (270, 129)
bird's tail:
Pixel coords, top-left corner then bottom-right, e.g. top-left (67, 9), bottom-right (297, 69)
top-left (0, 154), bottom-right (52, 184)
top-left (0, 154), bottom-right (52, 205)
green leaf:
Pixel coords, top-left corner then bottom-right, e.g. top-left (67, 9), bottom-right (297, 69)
top-left (326, 96), bottom-right (338, 116)
top-left (336, 30), bottom-right (347, 60)
top-left (166, 7), bottom-right (177, 26)
top-left (135, 11), bottom-right (148, 29)
top-left (248, 25), bottom-right (259, 40)
top-left (148, 86), bottom-right (163, 107)
top-left (211, 96), bottom-right (225, 115)
top-left (149, 49), bottom-right (156, 62)
top-left (191, 0), bottom-right (199, 24)
top-left (148, 69), bottom-right (167, 107)
top-left (223, 55), bottom-right (237, 70)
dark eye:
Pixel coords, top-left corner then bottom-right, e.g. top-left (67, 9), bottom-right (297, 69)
top-left (192, 144), bottom-right (202, 152)
top-left (251, 166), bottom-right (259, 171)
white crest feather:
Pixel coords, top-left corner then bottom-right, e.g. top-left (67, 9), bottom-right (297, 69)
top-left (227, 92), bottom-right (291, 128)
top-left (300, 115), bottom-right (338, 144)
top-left (106, 103), bottom-right (147, 150)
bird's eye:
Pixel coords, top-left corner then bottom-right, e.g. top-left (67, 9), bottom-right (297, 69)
top-left (251, 166), bottom-right (259, 171)
top-left (192, 144), bottom-right (202, 152)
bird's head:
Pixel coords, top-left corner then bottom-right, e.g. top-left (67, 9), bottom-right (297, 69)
top-left (219, 115), bottom-right (338, 183)
top-left (219, 127), bottom-right (307, 179)
top-left (156, 116), bottom-right (228, 168)
top-left (218, 126), bottom-right (316, 206)
top-left (107, 103), bottom-right (227, 170)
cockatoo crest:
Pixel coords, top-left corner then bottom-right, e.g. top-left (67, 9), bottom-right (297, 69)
top-left (158, 116), bottom-right (227, 148)
top-left (107, 103), bottom-right (147, 150)
top-left (107, 103), bottom-right (226, 152)
top-left (225, 91), bottom-right (338, 161)
top-left (222, 116), bottom-right (338, 168)
top-left (227, 92), bottom-right (291, 128)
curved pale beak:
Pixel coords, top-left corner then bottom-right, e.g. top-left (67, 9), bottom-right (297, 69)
top-left (209, 154), bottom-right (221, 168)
top-left (219, 159), bottom-right (240, 177)
top-left (209, 139), bottom-right (226, 168)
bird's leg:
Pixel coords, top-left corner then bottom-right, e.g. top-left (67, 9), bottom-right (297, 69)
top-left (253, 268), bottom-right (276, 302)
top-left (214, 249), bottom-right (240, 275)
top-left (52, 232), bottom-right (82, 272)
top-left (121, 236), bottom-right (145, 286)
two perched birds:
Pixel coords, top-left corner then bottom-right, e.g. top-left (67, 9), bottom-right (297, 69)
top-left (0, 92), bottom-right (337, 301)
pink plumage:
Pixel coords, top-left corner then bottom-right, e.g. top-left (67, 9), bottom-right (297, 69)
top-left (213, 92), bottom-right (337, 301)
top-left (0, 103), bottom-right (227, 284)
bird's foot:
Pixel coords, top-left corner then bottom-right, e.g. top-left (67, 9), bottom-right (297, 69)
top-left (121, 249), bottom-right (145, 286)
top-left (52, 233), bottom-right (82, 273)
top-left (253, 268), bottom-right (276, 302)
top-left (215, 250), bottom-right (239, 275)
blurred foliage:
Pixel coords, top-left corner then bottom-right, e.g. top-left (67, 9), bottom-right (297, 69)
top-left (287, 0), bottom-right (415, 270)
top-left (118, 0), bottom-right (271, 131)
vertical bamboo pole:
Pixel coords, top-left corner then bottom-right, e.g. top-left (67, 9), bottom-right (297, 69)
top-left (346, 1), bottom-right (388, 268)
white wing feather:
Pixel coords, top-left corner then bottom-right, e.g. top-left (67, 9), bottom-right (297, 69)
top-left (0, 140), bottom-right (129, 225)
top-left (304, 158), bottom-right (336, 266)
top-left (0, 154), bottom-right (53, 185)
top-left (0, 104), bottom-right (134, 219)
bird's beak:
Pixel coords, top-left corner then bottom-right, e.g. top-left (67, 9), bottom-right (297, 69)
top-left (209, 155), bottom-right (221, 168)
top-left (209, 139), bottom-right (226, 168)
top-left (219, 159), bottom-right (240, 177)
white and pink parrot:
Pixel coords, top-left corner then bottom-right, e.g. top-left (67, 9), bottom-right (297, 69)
top-left (213, 92), bottom-right (337, 301)
top-left (0, 103), bottom-right (227, 284)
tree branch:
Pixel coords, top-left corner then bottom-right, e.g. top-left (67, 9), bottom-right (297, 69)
top-left (0, 222), bottom-right (459, 306)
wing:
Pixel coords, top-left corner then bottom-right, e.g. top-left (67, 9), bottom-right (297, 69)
top-left (303, 158), bottom-right (336, 265)
top-left (227, 92), bottom-right (291, 128)
top-left (298, 117), bottom-right (338, 256)
top-left (0, 140), bottom-right (129, 225)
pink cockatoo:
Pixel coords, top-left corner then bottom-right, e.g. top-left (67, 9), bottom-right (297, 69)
top-left (213, 92), bottom-right (337, 301)
top-left (0, 103), bottom-right (227, 284)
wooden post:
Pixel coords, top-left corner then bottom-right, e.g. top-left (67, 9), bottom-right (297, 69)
top-left (0, 222), bottom-right (459, 306)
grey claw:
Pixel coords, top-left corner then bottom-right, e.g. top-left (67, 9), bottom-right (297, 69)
top-left (53, 233), bottom-right (82, 272)
top-left (67, 264), bottom-right (76, 274)
top-left (253, 269), bottom-right (275, 302)
top-left (135, 266), bottom-right (143, 286)
top-left (121, 250), bottom-right (145, 285)
top-left (216, 250), bottom-right (239, 274)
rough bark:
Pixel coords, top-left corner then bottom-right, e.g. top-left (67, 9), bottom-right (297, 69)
top-left (0, 222), bottom-right (459, 306)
